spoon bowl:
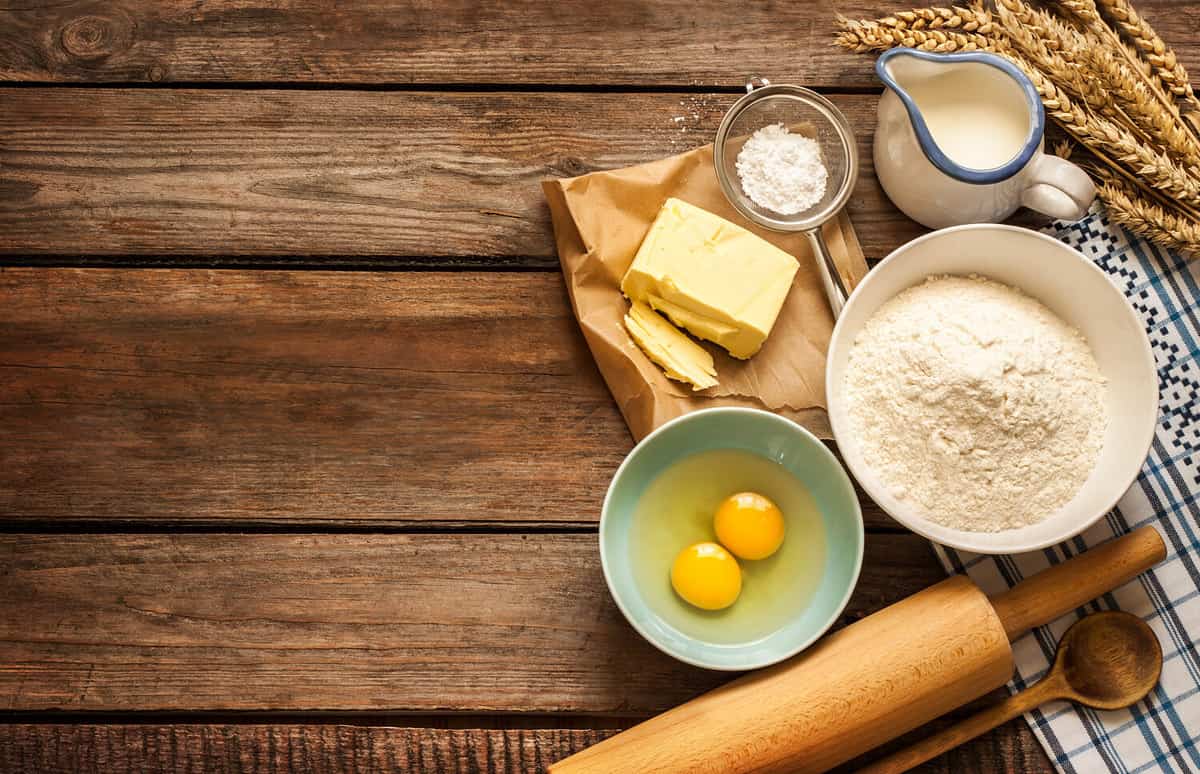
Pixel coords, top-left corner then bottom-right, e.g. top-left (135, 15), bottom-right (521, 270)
top-left (1057, 610), bottom-right (1163, 710)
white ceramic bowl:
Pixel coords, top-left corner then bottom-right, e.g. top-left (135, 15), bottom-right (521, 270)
top-left (826, 224), bottom-right (1158, 554)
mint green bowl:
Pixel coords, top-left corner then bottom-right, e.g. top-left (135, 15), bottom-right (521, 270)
top-left (600, 407), bottom-right (864, 671)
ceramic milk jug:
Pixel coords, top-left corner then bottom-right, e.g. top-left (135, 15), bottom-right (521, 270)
top-left (873, 48), bottom-right (1095, 229)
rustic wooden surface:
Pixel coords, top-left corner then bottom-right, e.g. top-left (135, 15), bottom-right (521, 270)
top-left (5, 0), bottom-right (1196, 771)
top-left (0, 267), bottom-right (905, 528)
top-left (0, 533), bottom-right (942, 711)
top-left (0, 726), bottom-right (624, 774)
top-left (0, 0), bottom-right (1194, 86)
top-left (0, 89), bottom-right (921, 262)
top-left (0, 723), bottom-right (1051, 774)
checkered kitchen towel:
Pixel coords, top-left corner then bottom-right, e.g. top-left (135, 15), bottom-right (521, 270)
top-left (935, 206), bottom-right (1200, 773)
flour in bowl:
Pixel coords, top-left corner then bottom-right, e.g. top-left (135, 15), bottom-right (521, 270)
top-left (843, 275), bottom-right (1108, 532)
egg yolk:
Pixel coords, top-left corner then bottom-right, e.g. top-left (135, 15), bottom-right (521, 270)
top-left (714, 491), bottom-right (785, 560)
top-left (670, 542), bottom-right (742, 610)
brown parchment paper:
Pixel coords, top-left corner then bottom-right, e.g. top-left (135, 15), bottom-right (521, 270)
top-left (543, 143), bottom-right (868, 442)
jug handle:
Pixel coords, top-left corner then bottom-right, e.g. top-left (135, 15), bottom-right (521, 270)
top-left (1020, 155), bottom-right (1096, 221)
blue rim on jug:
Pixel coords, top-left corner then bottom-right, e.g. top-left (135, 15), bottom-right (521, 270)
top-left (874, 49), bottom-right (1045, 185)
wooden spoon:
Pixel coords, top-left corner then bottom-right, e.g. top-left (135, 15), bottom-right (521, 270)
top-left (857, 611), bottom-right (1163, 774)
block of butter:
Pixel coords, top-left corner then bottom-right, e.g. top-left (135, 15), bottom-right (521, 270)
top-left (624, 301), bottom-right (718, 391)
top-left (621, 198), bottom-right (799, 359)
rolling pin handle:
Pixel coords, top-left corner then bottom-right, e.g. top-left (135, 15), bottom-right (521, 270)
top-left (989, 526), bottom-right (1166, 642)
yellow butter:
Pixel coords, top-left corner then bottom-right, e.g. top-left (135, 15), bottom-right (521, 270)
top-left (624, 301), bottom-right (718, 391)
top-left (621, 198), bottom-right (799, 359)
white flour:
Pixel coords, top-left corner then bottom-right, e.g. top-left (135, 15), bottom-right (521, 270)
top-left (843, 275), bottom-right (1108, 532)
top-left (735, 124), bottom-right (827, 215)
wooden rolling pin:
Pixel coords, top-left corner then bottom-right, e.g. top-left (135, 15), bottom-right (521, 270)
top-left (551, 526), bottom-right (1165, 774)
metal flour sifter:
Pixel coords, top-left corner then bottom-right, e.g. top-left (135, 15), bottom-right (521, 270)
top-left (713, 78), bottom-right (859, 318)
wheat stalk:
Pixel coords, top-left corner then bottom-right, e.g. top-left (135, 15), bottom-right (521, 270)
top-left (994, 1), bottom-right (1139, 120)
top-left (1097, 176), bottom-right (1200, 255)
top-left (986, 6), bottom-right (1200, 205)
top-left (876, 5), bottom-right (999, 33)
top-left (1075, 45), bottom-right (1200, 165)
top-left (996, 0), bottom-right (1200, 163)
top-left (1071, 143), bottom-right (1200, 223)
top-left (1041, 76), bottom-right (1200, 209)
top-left (993, 0), bottom-right (1087, 57)
top-left (1094, 0), bottom-right (1198, 110)
top-left (993, 1), bottom-right (1113, 114)
top-left (834, 14), bottom-right (998, 53)
top-left (834, 0), bottom-right (1200, 255)
top-left (989, 0), bottom-right (1148, 144)
top-left (1058, 0), bottom-right (1200, 147)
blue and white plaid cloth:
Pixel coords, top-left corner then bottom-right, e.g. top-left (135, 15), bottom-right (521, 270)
top-left (935, 207), bottom-right (1200, 773)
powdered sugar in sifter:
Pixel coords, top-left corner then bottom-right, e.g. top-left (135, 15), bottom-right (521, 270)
top-left (714, 78), bottom-right (859, 318)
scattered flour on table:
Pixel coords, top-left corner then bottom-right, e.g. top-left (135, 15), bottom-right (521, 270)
top-left (843, 275), bottom-right (1108, 532)
top-left (735, 123), bottom-right (827, 215)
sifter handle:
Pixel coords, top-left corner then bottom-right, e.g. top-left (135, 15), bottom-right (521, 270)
top-left (805, 226), bottom-right (849, 319)
top-left (989, 526), bottom-right (1165, 641)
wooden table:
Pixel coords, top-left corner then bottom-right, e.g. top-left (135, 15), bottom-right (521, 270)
top-left (1, 2), bottom-right (1195, 772)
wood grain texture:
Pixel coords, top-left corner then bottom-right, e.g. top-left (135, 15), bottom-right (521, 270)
top-left (0, 268), bottom-right (623, 526)
top-left (0, 1), bottom-right (937, 87)
top-left (0, 723), bottom-right (1051, 774)
top-left (0, 267), bottom-right (896, 529)
top-left (0, 725), bottom-right (618, 774)
top-left (0, 89), bottom-right (922, 262)
top-left (0, 532), bottom-right (943, 712)
top-left (0, 0), bottom-right (1195, 89)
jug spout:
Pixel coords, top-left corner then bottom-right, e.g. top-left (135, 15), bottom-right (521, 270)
top-left (875, 47), bottom-right (946, 96)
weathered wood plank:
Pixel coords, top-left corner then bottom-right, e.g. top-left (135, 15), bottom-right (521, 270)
top-left (0, 0), bottom-right (1195, 90)
top-left (915, 725), bottom-right (1051, 774)
top-left (0, 725), bottom-right (618, 774)
top-left (0, 89), bottom-right (922, 263)
top-left (0, 0), bottom-right (928, 87)
top-left (0, 532), bottom-right (943, 712)
top-left (0, 722), bottom-right (1050, 774)
top-left (0, 267), bottom-right (896, 529)
top-left (0, 268), bottom-right (623, 527)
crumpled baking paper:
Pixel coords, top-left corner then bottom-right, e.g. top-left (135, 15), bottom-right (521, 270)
top-left (543, 143), bottom-right (868, 442)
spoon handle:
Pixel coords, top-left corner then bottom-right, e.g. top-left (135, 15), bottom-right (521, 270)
top-left (854, 680), bottom-right (1062, 774)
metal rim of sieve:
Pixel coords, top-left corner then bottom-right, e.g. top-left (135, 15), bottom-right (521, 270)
top-left (713, 80), bottom-right (860, 234)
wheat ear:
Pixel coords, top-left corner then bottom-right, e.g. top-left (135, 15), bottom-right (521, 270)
top-left (1097, 177), bottom-right (1200, 256)
top-left (875, 5), bottom-right (998, 34)
top-left (835, 6), bottom-right (1200, 206)
top-left (1060, 0), bottom-right (1200, 146)
top-left (993, 1), bottom-right (1119, 117)
top-left (1009, 55), bottom-right (1200, 209)
top-left (994, 0), bottom-right (1083, 58)
top-left (833, 14), bottom-right (997, 53)
top-left (1054, 0), bottom-right (1103, 24)
top-left (1094, 0), bottom-right (1198, 109)
top-left (1075, 45), bottom-right (1200, 166)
